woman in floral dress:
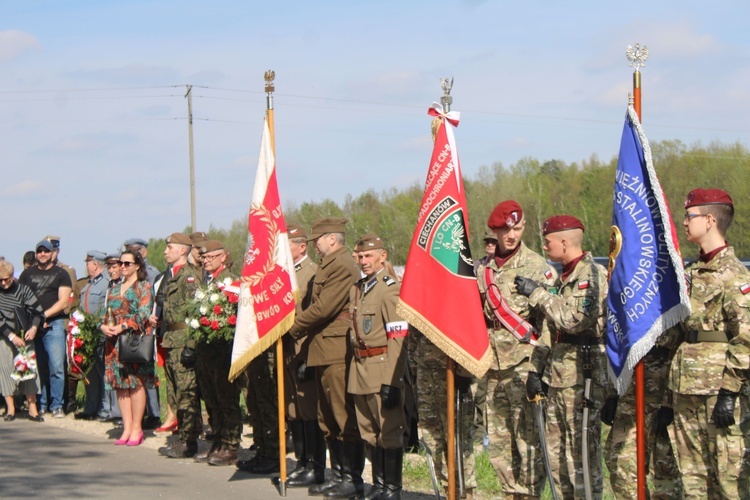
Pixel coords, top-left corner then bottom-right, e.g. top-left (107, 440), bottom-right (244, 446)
top-left (101, 251), bottom-right (157, 446)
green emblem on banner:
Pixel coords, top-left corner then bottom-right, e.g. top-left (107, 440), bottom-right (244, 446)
top-left (429, 208), bottom-right (474, 277)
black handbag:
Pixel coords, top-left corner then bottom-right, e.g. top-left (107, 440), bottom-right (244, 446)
top-left (118, 330), bottom-right (155, 364)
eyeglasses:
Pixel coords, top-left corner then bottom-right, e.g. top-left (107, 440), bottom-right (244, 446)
top-left (119, 261), bottom-right (136, 267)
top-left (684, 213), bottom-right (709, 221)
top-left (201, 254), bottom-right (222, 261)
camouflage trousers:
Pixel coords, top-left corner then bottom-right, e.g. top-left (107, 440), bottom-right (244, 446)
top-left (485, 362), bottom-right (545, 498)
top-left (605, 353), bottom-right (681, 499)
top-left (244, 350), bottom-right (279, 460)
top-left (196, 341), bottom-right (242, 448)
top-left (415, 360), bottom-right (477, 490)
top-left (669, 393), bottom-right (750, 499)
top-left (164, 347), bottom-right (202, 443)
top-left (546, 383), bottom-right (605, 499)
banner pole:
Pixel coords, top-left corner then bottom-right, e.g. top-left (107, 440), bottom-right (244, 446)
top-left (264, 70), bottom-right (287, 497)
top-left (627, 44), bottom-right (648, 500)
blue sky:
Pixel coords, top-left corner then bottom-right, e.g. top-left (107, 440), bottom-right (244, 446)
top-left (1, 1), bottom-right (748, 275)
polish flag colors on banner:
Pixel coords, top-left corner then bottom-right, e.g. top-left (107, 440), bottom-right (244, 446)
top-left (229, 118), bottom-right (298, 381)
top-left (396, 104), bottom-right (491, 379)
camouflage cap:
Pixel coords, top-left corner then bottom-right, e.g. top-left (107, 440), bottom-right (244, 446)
top-left (542, 215), bottom-right (585, 235)
top-left (199, 240), bottom-right (224, 254)
top-left (355, 233), bottom-right (384, 252)
top-left (684, 188), bottom-right (733, 209)
top-left (166, 233), bottom-right (192, 246)
top-left (487, 200), bottom-right (523, 229)
top-left (308, 218), bottom-right (347, 241)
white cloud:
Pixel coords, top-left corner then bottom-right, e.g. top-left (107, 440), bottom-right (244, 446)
top-left (1, 180), bottom-right (50, 198)
top-left (0, 30), bottom-right (41, 62)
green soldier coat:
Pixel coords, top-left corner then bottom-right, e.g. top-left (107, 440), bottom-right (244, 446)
top-left (347, 271), bottom-right (407, 395)
top-left (669, 246), bottom-right (750, 395)
top-left (291, 246), bottom-right (359, 367)
top-left (161, 264), bottom-right (203, 349)
top-left (477, 242), bottom-right (555, 371)
top-left (528, 253), bottom-right (609, 389)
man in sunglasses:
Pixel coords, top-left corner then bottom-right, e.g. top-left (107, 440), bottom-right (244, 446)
top-left (19, 239), bottom-right (73, 418)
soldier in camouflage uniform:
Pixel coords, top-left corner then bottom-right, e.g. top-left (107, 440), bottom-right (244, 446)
top-left (665, 188), bottom-right (750, 498)
top-left (152, 233), bottom-right (203, 459)
top-left (193, 240), bottom-right (242, 466)
top-left (475, 201), bottom-right (556, 499)
top-left (516, 215), bottom-right (608, 499)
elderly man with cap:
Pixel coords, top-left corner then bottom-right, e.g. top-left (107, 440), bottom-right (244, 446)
top-left (152, 232), bottom-right (203, 459)
top-left (514, 214), bottom-right (608, 499)
top-left (190, 240), bottom-right (243, 466)
top-left (73, 251), bottom-right (110, 420)
top-left (282, 224), bottom-right (324, 487)
top-left (348, 233), bottom-right (408, 499)
top-left (19, 239), bottom-right (74, 418)
top-left (661, 189), bottom-right (750, 497)
top-left (287, 217), bottom-right (361, 498)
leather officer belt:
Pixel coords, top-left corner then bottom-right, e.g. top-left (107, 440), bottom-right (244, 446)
top-left (556, 333), bottom-right (604, 346)
top-left (686, 330), bottom-right (728, 343)
top-left (355, 346), bottom-right (387, 359)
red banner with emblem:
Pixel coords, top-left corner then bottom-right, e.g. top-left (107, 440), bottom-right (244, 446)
top-left (396, 104), bottom-right (491, 378)
top-left (229, 118), bottom-right (298, 381)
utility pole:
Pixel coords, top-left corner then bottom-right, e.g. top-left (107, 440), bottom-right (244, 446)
top-left (186, 84), bottom-right (196, 231)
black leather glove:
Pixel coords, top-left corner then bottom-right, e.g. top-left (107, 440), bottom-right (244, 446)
top-left (455, 375), bottom-right (472, 394)
top-left (514, 275), bottom-right (542, 297)
top-left (180, 347), bottom-right (197, 368)
top-left (712, 388), bottom-right (739, 428)
top-left (297, 361), bottom-right (310, 383)
top-left (601, 396), bottom-right (619, 426)
top-left (655, 406), bottom-right (674, 433)
top-left (380, 384), bottom-right (401, 410)
top-left (526, 371), bottom-right (548, 400)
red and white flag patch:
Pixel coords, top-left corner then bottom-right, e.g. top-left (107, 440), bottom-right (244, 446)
top-left (545, 270), bottom-right (553, 280)
top-left (578, 280), bottom-right (589, 290)
top-left (740, 283), bottom-right (750, 295)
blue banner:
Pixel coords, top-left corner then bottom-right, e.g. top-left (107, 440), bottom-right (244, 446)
top-left (606, 106), bottom-right (691, 395)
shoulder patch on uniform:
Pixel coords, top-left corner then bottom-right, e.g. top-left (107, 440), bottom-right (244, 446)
top-left (578, 280), bottom-right (589, 290)
top-left (383, 276), bottom-right (396, 286)
top-left (545, 269), bottom-right (552, 280)
top-left (740, 283), bottom-right (750, 295)
top-left (187, 276), bottom-right (195, 283)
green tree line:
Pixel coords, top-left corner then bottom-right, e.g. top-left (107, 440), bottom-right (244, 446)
top-left (145, 139), bottom-right (750, 269)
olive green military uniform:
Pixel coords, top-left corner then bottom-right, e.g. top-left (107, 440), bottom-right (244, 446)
top-left (161, 263), bottom-right (203, 444)
top-left (476, 242), bottom-right (555, 498)
top-left (244, 347), bottom-right (280, 461)
top-left (528, 253), bottom-right (608, 499)
top-left (195, 267), bottom-right (242, 452)
top-left (667, 247), bottom-right (750, 498)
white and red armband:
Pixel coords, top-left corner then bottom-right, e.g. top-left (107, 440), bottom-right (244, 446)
top-left (385, 321), bottom-right (408, 340)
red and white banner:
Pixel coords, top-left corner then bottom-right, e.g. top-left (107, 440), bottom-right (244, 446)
top-left (229, 118), bottom-right (298, 381)
top-left (396, 103), bottom-right (491, 379)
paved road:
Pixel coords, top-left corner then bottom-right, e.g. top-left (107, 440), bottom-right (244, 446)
top-left (0, 418), bottom-right (309, 499)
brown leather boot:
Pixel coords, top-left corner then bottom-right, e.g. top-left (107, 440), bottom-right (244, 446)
top-left (161, 440), bottom-right (198, 458)
top-left (208, 445), bottom-right (239, 467)
top-left (194, 441), bottom-right (221, 463)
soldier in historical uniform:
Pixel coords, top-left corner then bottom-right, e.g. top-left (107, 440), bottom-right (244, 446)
top-left (347, 234), bottom-right (407, 499)
top-left (515, 215), bottom-right (608, 499)
top-left (475, 200), bottom-right (555, 499)
top-left (283, 224), bottom-right (324, 487)
top-left (664, 188), bottom-right (750, 498)
top-left (192, 240), bottom-right (242, 466)
top-left (151, 233), bottom-right (203, 459)
top-left (288, 218), bottom-right (361, 498)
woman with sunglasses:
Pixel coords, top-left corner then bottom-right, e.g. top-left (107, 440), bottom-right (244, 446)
top-left (101, 251), bottom-right (157, 446)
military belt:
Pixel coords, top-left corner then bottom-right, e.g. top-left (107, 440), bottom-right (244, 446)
top-left (556, 333), bottom-right (604, 345)
top-left (686, 330), bottom-right (728, 343)
top-left (166, 321), bottom-right (187, 331)
top-left (355, 346), bottom-right (387, 359)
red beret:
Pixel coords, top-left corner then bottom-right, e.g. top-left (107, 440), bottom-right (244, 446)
top-left (684, 188), bottom-right (733, 209)
top-left (542, 215), bottom-right (584, 235)
top-left (487, 200), bottom-right (523, 229)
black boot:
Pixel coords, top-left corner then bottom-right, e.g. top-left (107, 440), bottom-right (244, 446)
top-left (287, 420), bottom-right (308, 480)
top-left (289, 420), bottom-right (325, 487)
top-left (382, 448), bottom-right (403, 499)
top-left (364, 445), bottom-right (384, 500)
top-left (309, 439), bottom-right (342, 496)
top-left (324, 440), bottom-right (365, 499)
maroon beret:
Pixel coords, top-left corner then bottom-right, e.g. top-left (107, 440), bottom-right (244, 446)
top-left (487, 200), bottom-right (523, 229)
top-left (542, 215), bottom-right (585, 235)
top-left (684, 188), bottom-right (733, 209)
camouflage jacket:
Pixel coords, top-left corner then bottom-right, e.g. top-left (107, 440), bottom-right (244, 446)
top-left (528, 253), bottom-right (609, 389)
top-left (347, 270), bottom-right (407, 395)
top-left (161, 263), bottom-right (202, 349)
top-left (668, 246), bottom-right (750, 395)
top-left (477, 242), bottom-right (555, 371)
